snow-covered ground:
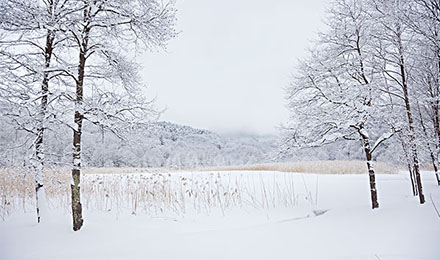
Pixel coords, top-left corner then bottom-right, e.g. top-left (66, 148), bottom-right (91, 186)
top-left (1, 170), bottom-right (439, 260)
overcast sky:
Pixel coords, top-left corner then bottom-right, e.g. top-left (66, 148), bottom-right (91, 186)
top-left (141, 0), bottom-right (328, 135)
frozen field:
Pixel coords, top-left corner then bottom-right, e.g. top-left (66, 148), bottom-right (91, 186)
top-left (1, 170), bottom-right (439, 260)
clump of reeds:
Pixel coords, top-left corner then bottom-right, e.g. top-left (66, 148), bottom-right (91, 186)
top-left (1, 169), bottom-right (320, 219)
top-left (199, 160), bottom-right (398, 174)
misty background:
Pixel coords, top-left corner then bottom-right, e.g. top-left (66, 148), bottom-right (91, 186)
top-left (141, 0), bottom-right (328, 135)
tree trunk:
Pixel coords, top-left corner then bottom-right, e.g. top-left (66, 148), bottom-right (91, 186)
top-left (71, 90), bottom-right (84, 230)
top-left (433, 47), bottom-right (440, 185)
top-left (430, 150), bottom-right (440, 186)
top-left (400, 138), bottom-right (418, 196)
top-left (402, 87), bottom-right (425, 204)
top-left (398, 35), bottom-right (425, 203)
top-left (354, 29), bottom-right (378, 208)
top-left (34, 29), bottom-right (55, 223)
top-left (71, 62), bottom-right (85, 231)
top-left (418, 103), bottom-right (440, 186)
top-left (431, 103), bottom-right (440, 185)
top-left (71, 18), bottom-right (90, 231)
top-left (71, 94), bottom-right (84, 230)
top-left (358, 127), bottom-right (379, 209)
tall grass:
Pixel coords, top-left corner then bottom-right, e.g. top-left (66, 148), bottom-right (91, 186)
top-left (0, 169), bottom-right (315, 220)
top-left (199, 160), bottom-right (398, 174)
top-left (0, 160), bottom-right (397, 220)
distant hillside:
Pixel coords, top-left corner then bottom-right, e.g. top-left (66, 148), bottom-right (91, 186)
top-left (81, 121), bottom-right (280, 168)
top-left (0, 118), bottom-right (403, 169)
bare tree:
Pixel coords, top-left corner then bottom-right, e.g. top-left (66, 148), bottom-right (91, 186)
top-left (1, 0), bottom-right (176, 230)
top-left (0, 0), bottom-right (79, 223)
top-left (370, 0), bottom-right (425, 203)
top-left (284, 0), bottom-right (395, 209)
top-left (61, 0), bottom-right (177, 231)
top-left (405, 0), bottom-right (440, 185)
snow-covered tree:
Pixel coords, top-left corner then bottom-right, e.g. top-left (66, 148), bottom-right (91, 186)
top-left (1, 0), bottom-right (177, 230)
top-left (404, 0), bottom-right (440, 186)
top-left (284, 0), bottom-right (440, 204)
top-left (370, 0), bottom-right (426, 203)
top-left (0, 0), bottom-right (80, 223)
top-left (61, 0), bottom-right (177, 231)
top-left (283, 0), bottom-right (395, 209)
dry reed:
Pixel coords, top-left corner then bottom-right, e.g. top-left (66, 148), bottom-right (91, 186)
top-left (0, 169), bottom-right (309, 220)
top-left (0, 160), bottom-right (398, 220)
top-left (198, 160), bottom-right (399, 174)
